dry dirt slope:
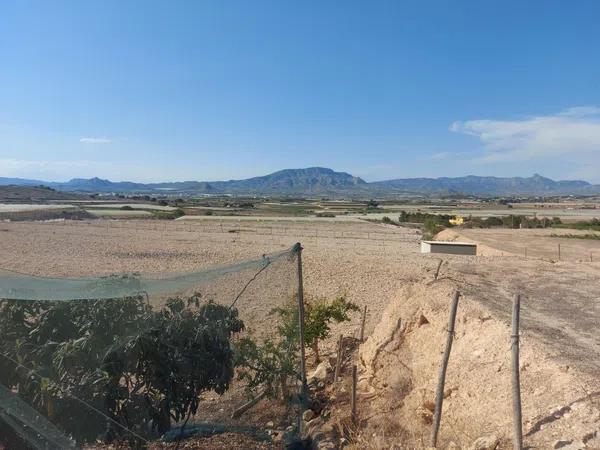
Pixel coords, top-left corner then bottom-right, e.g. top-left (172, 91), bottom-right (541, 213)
top-left (351, 279), bottom-right (600, 450)
top-left (435, 228), bottom-right (600, 378)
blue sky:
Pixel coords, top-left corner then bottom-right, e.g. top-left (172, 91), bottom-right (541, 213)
top-left (1, 1), bottom-right (600, 182)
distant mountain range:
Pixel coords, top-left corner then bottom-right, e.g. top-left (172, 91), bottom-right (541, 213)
top-left (1, 167), bottom-right (599, 197)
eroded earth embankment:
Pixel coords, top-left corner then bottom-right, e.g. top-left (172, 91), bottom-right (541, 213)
top-left (345, 279), bottom-right (600, 449)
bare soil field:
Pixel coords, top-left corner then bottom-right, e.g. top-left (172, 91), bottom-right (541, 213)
top-left (448, 227), bottom-right (600, 261)
top-left (0, 219), bottom-right (426, 341)
top-left (349, 204), bottom-right (600, 222)
top-left (2, 219), bottom-right (600, 448)
top-left (85, 208), bottom-right (153, 217)
top-left (0, 203), bottom-right (76, 212)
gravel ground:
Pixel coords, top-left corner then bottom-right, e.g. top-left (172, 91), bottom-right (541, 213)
top-left (1, 219), bottom-right (600, 370)
top-left (3, 219), bottom-right (600, 447)
top-left (0, 219), bottom-right (428, 339)
top-left (84, 433), bottom-right (275, 449)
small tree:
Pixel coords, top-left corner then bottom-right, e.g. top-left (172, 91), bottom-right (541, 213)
top-left (366, 199), bottom-right (379, 209)
top-left (234, 295), bottom-right (359, 401)
top-left (0, 294), bottom-right (244, 444)
top-left (235, 301), bottom-right (299, 400)
top-left (304, 295), bottom-right (359, 363)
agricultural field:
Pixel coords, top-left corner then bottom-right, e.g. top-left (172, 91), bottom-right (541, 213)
top-left (83, 202), bottom-right (177, 210)
top-left (85, 208), bottom-right (153, 217)
top-left (442, 227), bottom-right (600, 261)
top-left (0, 203), bottom-right (76, 212)
top-left (1, 217), bottom-right (600, 448)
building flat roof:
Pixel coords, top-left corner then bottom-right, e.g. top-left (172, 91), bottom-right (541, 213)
top-left (422, 240), bottom-right (477, 246)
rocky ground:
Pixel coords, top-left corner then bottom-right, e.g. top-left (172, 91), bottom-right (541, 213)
top-left (2, 219), bottom-right (600, 448)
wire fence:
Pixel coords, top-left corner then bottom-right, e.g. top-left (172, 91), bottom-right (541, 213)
top-left (51, 218), bottom-right (422, 243)
top-left (0, 244), bottom-right (306, 449)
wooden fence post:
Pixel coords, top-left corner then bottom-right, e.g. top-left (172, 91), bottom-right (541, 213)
top-left (351, 365), bottom-right (357, 425)
top-left (511, 294), bottom-right (523, 450)
top-left (431, 290), bottom-right (460, 448)
top-left (558, 243), bottom-right (561, 261)
top-left (295, 243), bottom-right (308, 434)
top-left (359, 305), bottom-right (368, 342)
top-left (434, 259), bottom-right (443, 280)
top-left (334, 334), bottom-right (343, 383)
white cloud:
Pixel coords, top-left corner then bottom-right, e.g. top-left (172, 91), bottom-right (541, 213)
top-left (80, 137), bottom-right (111, 144)
top-left (559, 106), bottom-right (600, 117)
top-left (450, 106), bottom-right (600, 164)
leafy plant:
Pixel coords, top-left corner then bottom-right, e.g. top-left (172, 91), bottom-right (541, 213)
top-left (366, 199), bottom-right (379, 209)
top-left (152, 208), bottom-right (185, 220)
top-left (234, 301), bottom-right (299, 400)
top-left (234, 294), bottom-right (358, 401)
top-left (304, 295), bottom-right (359, 362)
top-left (0, 294), bottom-right (243, 444)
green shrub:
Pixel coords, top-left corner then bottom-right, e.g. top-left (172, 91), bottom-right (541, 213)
top-left (467, 214), bottom-right (563, 229)
top-left (235, 304), bottom-right (299, 400)
top-left (553, 218), bottom-right (600, 231)
top-left (398, 211), bottom-right (453, 227)
top-left (0, 294), bottom-right (243, 444)
top-left (234, 294), bottom-right (359, 399)
top-left (153, 208), bottom-right (185, 220)
top-left (423, 217), bottom-right (444, 238)
top-left (304, 295), bottom-right (359, 362)
top-left (366, 199), bottom-right (379, 209)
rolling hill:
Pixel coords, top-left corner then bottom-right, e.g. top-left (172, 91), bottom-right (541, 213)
top-left (370, 173), bottom-right (596, 196)
top-left (1, 168), bottom-right (599, 197)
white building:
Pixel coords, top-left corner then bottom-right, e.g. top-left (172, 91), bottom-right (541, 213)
top-left (421, 240), bottom-right (477, 256)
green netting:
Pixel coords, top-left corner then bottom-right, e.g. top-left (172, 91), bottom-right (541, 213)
top-left (0, 244), bottom-right (304, 449)
top-left (0, 383), bottom-right (77, 449)
top-left (0, 247), bottom-right (293, 301)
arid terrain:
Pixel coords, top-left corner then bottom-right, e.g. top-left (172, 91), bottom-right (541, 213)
top-left (1, 218), bottom-right (600, 448)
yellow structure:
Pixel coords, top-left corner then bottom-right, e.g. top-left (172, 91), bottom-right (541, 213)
top-left (449, 215), bottom-right (464, 226)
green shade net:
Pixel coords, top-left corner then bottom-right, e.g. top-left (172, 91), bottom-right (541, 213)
top-left (0, 245), bottom-right (302, 449)
top-left (0, 248), bottom-right (293, 301)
